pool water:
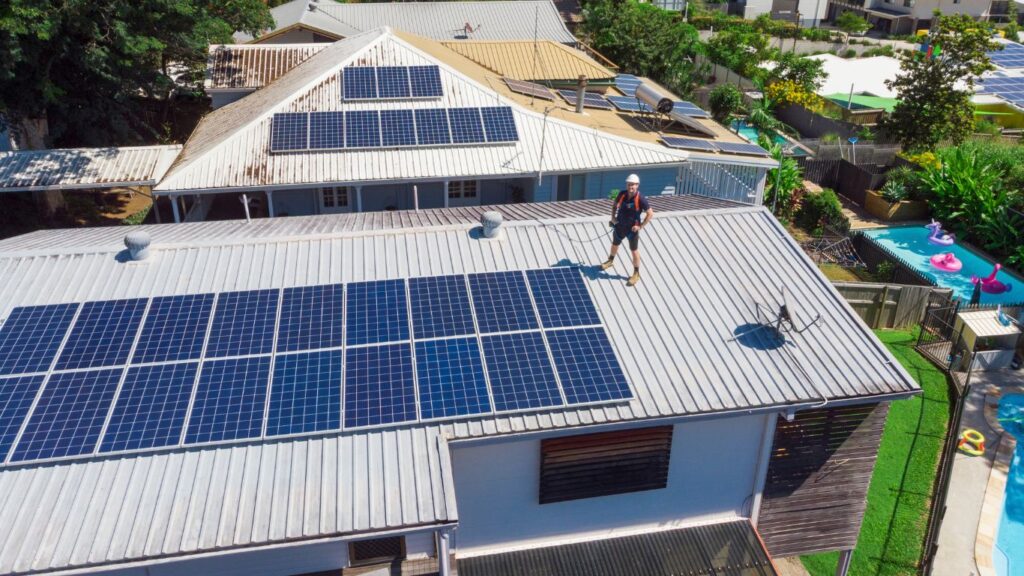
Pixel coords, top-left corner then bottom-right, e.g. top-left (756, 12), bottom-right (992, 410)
top-left (730, 121), bottom-right (809, 157)
top-left (996, 394), bottom-right (1024, 576)
top-left (861, 226), bottom-right (1023, 306)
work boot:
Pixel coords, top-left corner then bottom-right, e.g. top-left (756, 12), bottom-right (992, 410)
top-left (627, 270), bottom-right (640, 286)
top-left (600, 257), bottom-right (615, 271)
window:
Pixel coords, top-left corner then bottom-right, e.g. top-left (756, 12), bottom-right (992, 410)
top-left (349, 536), bottom-right (405, 566)
top-left (448, 180), bottom-right (478, 199)
top-left (321, 187), bottom-right (349, 208)
top-left (539, 426), bottom-right (673, 504)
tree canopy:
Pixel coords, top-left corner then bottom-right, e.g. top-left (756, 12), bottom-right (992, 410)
top-left (0, 0), bottom-right (273, 148)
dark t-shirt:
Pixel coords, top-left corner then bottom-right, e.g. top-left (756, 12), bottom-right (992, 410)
top-left (614, 191), bottom-right (650, 228)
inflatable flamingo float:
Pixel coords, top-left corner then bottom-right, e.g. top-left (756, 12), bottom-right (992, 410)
top-left (925, 220), bottom-right (955, 246)
top-left (930, 253), bottom-right (962, 272)
top-left (971, 264), bottom-right (1013, 294)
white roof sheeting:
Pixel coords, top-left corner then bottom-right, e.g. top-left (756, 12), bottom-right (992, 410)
top-left (156, 29), bottom-right (695, 193)
top-left (237, 0), bottom-right (577, 45)
top-left (958, 310), bottom-right (1022, 338)
top-left (0, 145), bottom-right (181, 193)
top-left (206, 44), bottom-right (328, 91)
top-left (0, 204), bottom-right (919, 573)
top-left (806, 54), bottom-right (901, 99)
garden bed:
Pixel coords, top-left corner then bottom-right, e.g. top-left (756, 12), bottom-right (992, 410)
top-left (864, 189), bottom-right (930, 221)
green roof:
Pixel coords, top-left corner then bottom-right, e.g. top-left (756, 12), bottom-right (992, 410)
top-left (825, 93), bottom-right (898, 112)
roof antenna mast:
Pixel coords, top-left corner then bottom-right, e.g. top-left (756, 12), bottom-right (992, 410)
top-left (530, 5), bottom-right (540, 106)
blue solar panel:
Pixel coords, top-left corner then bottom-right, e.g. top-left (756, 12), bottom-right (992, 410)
top-left (481, 332), bottom-right (561, 412)
top-left (448, 108), bottom-right (486, 144)
top-left (408, 275), bottom-right (475, 339)
top-left (266, 350), bottom-right (342, 436)
top-left (99, 362), bottom-right (197, 452)
top-left (343, 67), bottom-right (378, 99)
top-left (345, 279), bottom-right (409, 345)
top-left (0, 375), bottom-right (45, 460)
top-left (346, 110), bottom-right (381, 148)
top-left (526, 268), bottom-right (600, 328)
top-left (546, 327), bottom-right (631, 405)
top-left (377, 66), bottom-right (411, 98)
top-left (468, 272), bottom-right (538, 333)
top-left (481, 107), bottom-right (518, 143)
top-left (277, 284), bottom-right (344, 352)
top-left (56, 298), bottom-right (147, 370)
top-left (344, 343), bottom-right (416, 428)
top-left (380, 109), bottom-right (416, 147)
top-left (415, 338), bottom-right (491, 420)
top-left (10, 369), bottom-right (121, 461)
top-left (0, 304), bottom-right (78, 376)
top-left (270, 113), bottom-right (309, 152)
top-left (206, 289), bottom-right (279, 358)
top-left (990, 42), bottom-right (1024, 69)
top-left (132, 294), bottom-right (213, 364)
top-left (615, 74), bottom-right (642, 97)
top-left (409, 65), bottom-right (443, 97)
top-left (185, 356), bottom-right (270, 444)
top-left (674, 101), bottom-right (710, 118)
top-left (661, 136), bottom-right (718, 152)
top-left (716, 141), bottom-right (770, 157)
top-left (414, 108), bottom-right (451, 145)
top-left (309, 111), bottom-right (345, 150)
top-left (606, 95), bottom-right (652, 113)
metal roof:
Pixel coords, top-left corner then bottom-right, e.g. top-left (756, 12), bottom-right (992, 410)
top-left (205, 44), bottom-right (327, 91)
top-left (0, 146), bottom-right (181, 193)
top-left (958, 309), bottom-right (1022, 338)
top-left (236, 0), bottom-right (577, 45)
top-left (440, 40), bottom-right (613, 81)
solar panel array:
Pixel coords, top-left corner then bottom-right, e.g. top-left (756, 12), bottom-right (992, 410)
top-left (0, 268), bottom-right (632, 465)
top-left (558, 89), bottom-right (614, 110)
top-left (661, 136), bottom-right (769, 157)
top-left (606, 95), bottom-right (653, 113)
top-left (989, 42), bottom-right (1024, 69)
top-left (503, 77), bottom-right (555, 100)
top-left (674, 101), bottom-right (711, 119)
top-left (976, 75), bottom-right (1024, 108)
top-left (342, 66), bottom-right (444, 100)
top-left (716, 141), bottom-right (771, 157)
top-left (615, 74), bottom-right (642, 97)
top-left (269, 107), bottom-right (519, 152)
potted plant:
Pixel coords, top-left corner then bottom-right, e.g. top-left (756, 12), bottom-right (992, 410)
top-left (864, 167), bottom-right (931, 221)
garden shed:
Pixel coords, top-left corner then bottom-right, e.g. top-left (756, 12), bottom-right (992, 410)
top-left (954, 309), bottom-right (1022, 371)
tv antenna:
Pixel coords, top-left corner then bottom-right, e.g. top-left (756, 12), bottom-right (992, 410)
top-left (727, 285), bottom-right (822, 345)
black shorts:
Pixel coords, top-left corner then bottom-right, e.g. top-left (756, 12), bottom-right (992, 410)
top-left (612, 226), bottom-right (640, 251)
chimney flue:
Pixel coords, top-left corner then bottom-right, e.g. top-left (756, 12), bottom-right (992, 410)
top-left (575, 75), bottom-right (588, 114)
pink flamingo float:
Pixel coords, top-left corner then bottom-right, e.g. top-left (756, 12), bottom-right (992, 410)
top-left (930, 253), bottom-right (962, 272)
top-left (972, 264), bottom-right (1013, 294)
top-left (925, 219), bottom-right (955, 246)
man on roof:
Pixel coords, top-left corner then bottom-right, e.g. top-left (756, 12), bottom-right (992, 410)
top-left (600, 173), bottom-right (653, 287)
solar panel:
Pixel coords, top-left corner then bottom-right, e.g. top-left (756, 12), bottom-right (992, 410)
top-left (503, 77), bottom-right (555, 100)
top-left (526, 268), bottom-right (600, 328)
top-left (448, 107), bottom-right (486, 144)
top-left (415, 108), bottom-right (451, 145)
top-left (481, 107), bottom-right (519, 143)
top-left (343, 67), bottom-right (378, 99)
top-left (606, 95), bottom-right (652, 113)
top-left (415, 338), bottom-right (491, 420)
top-left (266, 350), bottom-right (342, 436)
top-left (674, 101), bottom-right (710, 118)
top-left (716, 141), bottom-right (771, 157)
top-left (661, 136), bottom-right (718, 152)
top-left (205, 289), bottom-right (279, 358)
top-left (185, 356), bottom-right (270, 444)
top-left (546, 327), bottom-right (631, 405)
top-left (408, 275), bottom-right (475, 339)
top-left (344, 343), bottom-right (416, 428)
top-left (10, 369), bottom-right (121, 462)
top-left (132, 294), bottom-right (213, 364)
top-left (481, 332), bottom-right (561, 412)
top-left (468, 271), bottom-right (539, 333)
top-left (381, 109), bottom-right (417, 147)
top-left (270, 113), bottom-right (309, 152)
top-left (345, 110), bottom-right (381, 148)
top-left (409, 65), bottom-right (443, 97)
top-left (277, 284), bottom-right (344, 352)
top-left (309, 111), bottom-right (345, 150)
top-left (0, 375), bottom-right (45, 460)
top-left (615, 74), bottom-right (642, 97)
top-left (345, 279), bottom-right (409, 345)
top-left (0, 304), bottom-right (78, 376)
top-left (377, 66), bottom-right (411, 98)
top-left (990, 42), bottom-right (1024, 69)
top-left (56, 298), bottom-right (147, 370)
top-left (558, 89), bottom-right (615, 110)
top-left (99, 362), bottom-right (197, 452)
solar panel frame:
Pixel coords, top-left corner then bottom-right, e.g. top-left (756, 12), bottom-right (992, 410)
top-left (409, 65), bottom-right (443, 97)
top-left (468, 271), bottom-right (539, 334)
top-left (615, 74), bottom-right (642, 97)
top-left (481, 332), bottom-right (562, 412)
top-left (526, 268), bottom-right (601, 329)
top-left (345, 110), bottom-right (382, 148)
top-left (0, 375), bottom-right (45, 461)
top-left (277, 284), bottom-right (345, 353)
top-left (345, 279), bottom-right (410, 346)
top-left (99, 362), bottom-right (198, 453)
top-left (448, 107), bottom-right (486, 144)
top-left (309, 111), bottom-right (345, 150)
top-left (408, 275), bottom-right (475, 339)
top-left (56, 298), bottom-right (148, 370)
top-left (377, 66), bottom-right (411, 99)
top-left (481, 107), bottom-right (519, 143)
top-left (380, 109), bottom-right (417, 147)
top-left (270, 112), bottom-right (309, 152)
top-left (414, 108), bottom-right (452, 146)
top-left (661, 136), bottom-right (719, 152)
top-left (205, 289), bottom-right (280, 358)
top-left (344, 343), bottom-right (417, 428)
top-left (132, 294), bottom-right (213, 364)
top-left (343, 67), bottom-right (378, 100)
top-left (716, 141), bottom-right (771, 157)
top-left (266, 350), bottom-right (342, 436)
top-left (674, 101), bottom-right (711, 119)
top-left (185, 356), bottom-right (271, 444)
top-left (503, 77), bottom-right (555, 100)
top-left (0, 304), bottom-right (79, 376)
top-left (546, 327), bottom-right (632, 405)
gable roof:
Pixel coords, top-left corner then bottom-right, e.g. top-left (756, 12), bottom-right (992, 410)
top-left (236, 0), bottom-right (577, 45)
top-left (440, 40), bottom-right (613, 81)
top-left (205, 43), bottom-right (327, 91)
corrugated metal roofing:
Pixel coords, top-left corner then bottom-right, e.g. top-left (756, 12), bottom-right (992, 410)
top-left (958, 309), bottom-right (1022, 338)
top-left (0, 146), bottom-right (181, 192)
top-left (206, 44), bottom-right (327, 91)
top-left (236, 0), bottom-right (577, 45)
top-left (440, 40), bottom-right (613, 81)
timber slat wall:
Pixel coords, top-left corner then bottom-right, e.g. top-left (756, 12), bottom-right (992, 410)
top-left (757, 403), bottom-right (889, 558)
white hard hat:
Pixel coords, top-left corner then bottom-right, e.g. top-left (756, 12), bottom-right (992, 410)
top-left (626, 173), bottom-right (640, 184)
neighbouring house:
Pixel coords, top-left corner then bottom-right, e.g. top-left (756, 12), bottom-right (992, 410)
top-left (826, 0), bottom-right (1000, 34)
top-left (738, 0), bottom-right (831, 27)
top-left (234, 0), bottom-right (577, 46)
top-left (0, 195), bottom-right (920, 576)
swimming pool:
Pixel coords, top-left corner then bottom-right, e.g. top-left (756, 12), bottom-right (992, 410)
top-left (861, 226), bottom-right (1023, 306)
top-left (730, 120), bottom-right (809, 157)
top-left (996, 394), bottom-right (1024, 576)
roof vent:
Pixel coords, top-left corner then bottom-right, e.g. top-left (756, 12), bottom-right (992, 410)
top-left (124, 231), bottom-right (152, 261)
top-left (480, 211), bottom-right (503, 239)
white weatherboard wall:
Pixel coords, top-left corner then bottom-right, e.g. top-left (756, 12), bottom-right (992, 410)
top-left (450, 413), bottom-right (767, 556)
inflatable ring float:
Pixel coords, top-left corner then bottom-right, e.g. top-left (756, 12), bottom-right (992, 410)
top-left (957, 428), bottom-right (985, 456)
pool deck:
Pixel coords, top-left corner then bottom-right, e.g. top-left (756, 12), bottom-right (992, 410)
top-left (933, 370), bottom-right (1024, 576)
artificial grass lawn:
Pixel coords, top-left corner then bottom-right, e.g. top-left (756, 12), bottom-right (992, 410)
top-left (801, 328), bottom-right (951, 576)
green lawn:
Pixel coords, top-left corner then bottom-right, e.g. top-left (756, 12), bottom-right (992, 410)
top-left (801, 328), bottom-right (951, 576)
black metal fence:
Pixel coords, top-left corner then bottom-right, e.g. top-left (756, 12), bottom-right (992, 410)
top-left (852, 233), bottom-right (936, 287)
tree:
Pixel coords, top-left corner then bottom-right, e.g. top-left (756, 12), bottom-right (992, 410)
top-left (835, 11), bottom-right (870, 41)
top-left (763, 51), bottom-right (826, 93)
top-left (881, 14), bottom-right (999, 152)
top-left (758, 133), bottom-right (803, 219)
top-left (709, 84), bottom-right (743, 124)
top-left (1006, 0), bottom-right (1020, 42)
top-left (704, 28), bottom-right (771, 81)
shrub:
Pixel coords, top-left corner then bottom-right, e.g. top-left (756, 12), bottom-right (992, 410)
top-left (765, 80), bottom-right (824, 112)
top-left (821, 132), bottom-right (840, 143)
top-left (879, 179), bottom-right (907, 203)
top-left (885, 165), bottom-right (927, 201)
top-left (874, 261), bottom-right (896, 283)
top-left (836, 11), bottom-right (871, 36)
top-left (862, 45), bottom-right (895, 57)
top-left (841, 48), bottom-right (858, 58)
top-left (899, 150), bottom-right (940, 170)
top-left (795, 188), bottom-right (849, 235)
top-left (709, 84), bottom-right (744, 123)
